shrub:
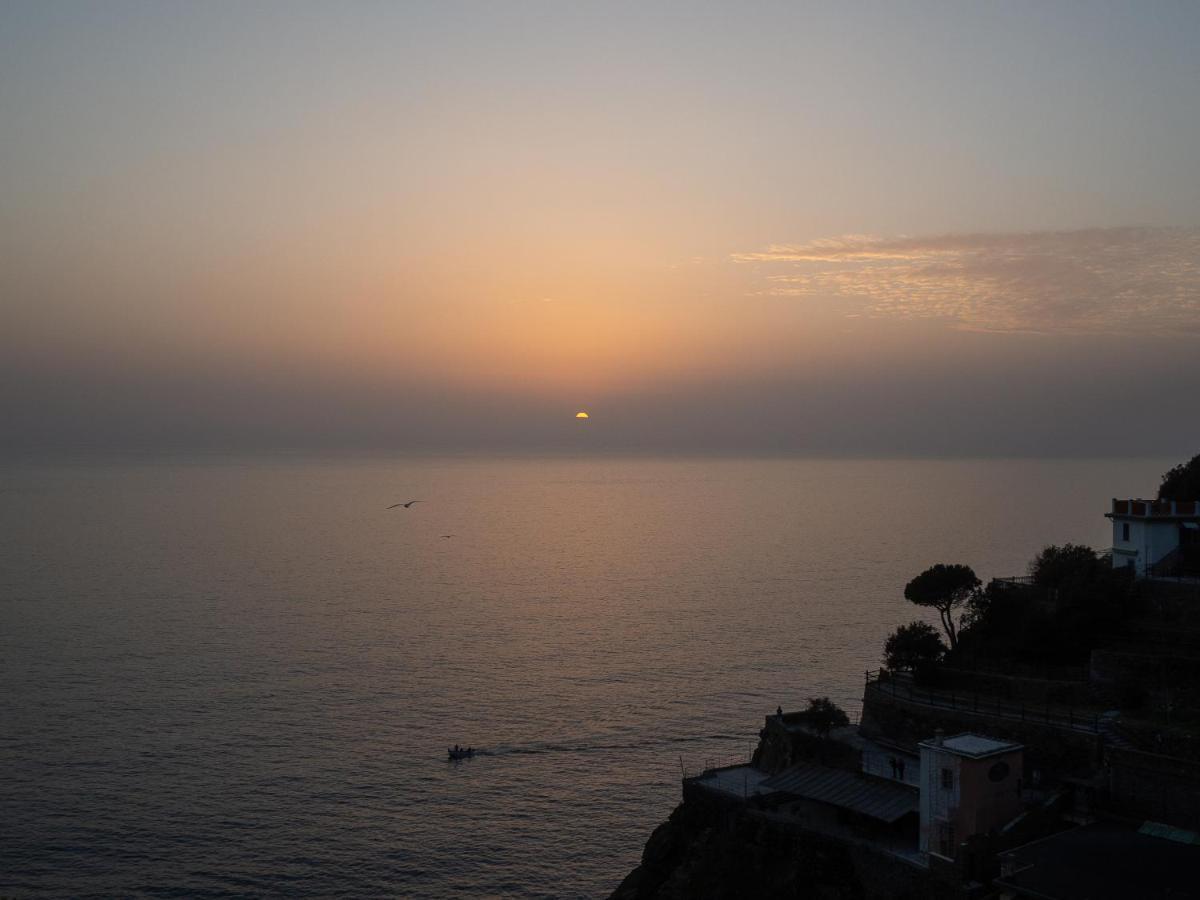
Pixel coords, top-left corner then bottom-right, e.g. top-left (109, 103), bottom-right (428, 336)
top-left (796, 697), bottom-right (850, 739)
top-left (1030, 543), bottom-right (1101, 589)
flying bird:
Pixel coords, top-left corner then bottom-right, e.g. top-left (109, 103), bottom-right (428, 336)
top-left (387, 500), bottom-right (424, 509)
top-left (441, 535), bottom-right (455, 539)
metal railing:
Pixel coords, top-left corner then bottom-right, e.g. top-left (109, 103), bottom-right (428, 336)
top-left (948, 653), bottom-right (1089, 683)
top-left (864, 669), bottom-right (1101, 734)
top-left (679, 749), bottom-right (754, 779)
top-left (992, 575), bottom-right (1037, 587)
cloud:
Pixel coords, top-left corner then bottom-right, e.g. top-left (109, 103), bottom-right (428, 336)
top-left (733, 227), bottom-right (1200, 334)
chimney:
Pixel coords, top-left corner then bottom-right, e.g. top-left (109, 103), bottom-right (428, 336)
top-left (933, 728), bottom-right (944, 746)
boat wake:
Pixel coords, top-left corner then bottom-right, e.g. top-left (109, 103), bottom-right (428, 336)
top-left (445, 733), bottom-right (748, 760)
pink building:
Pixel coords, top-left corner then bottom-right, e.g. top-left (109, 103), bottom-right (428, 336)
top-left (918, 732), bottom-right (1024, 861)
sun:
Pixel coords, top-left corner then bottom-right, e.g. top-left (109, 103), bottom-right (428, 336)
top-left (575, 411), bottom-right (590, 419)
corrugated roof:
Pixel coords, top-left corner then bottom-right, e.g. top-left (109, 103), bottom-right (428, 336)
top-left (760, 763), bottom-right (918, 823)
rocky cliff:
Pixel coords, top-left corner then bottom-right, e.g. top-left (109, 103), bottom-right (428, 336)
top-left (608, 789), bottom-right (943, 900)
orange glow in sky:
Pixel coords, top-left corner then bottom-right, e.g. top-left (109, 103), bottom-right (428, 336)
top-left (2, 4), bottom-right (1198, 453)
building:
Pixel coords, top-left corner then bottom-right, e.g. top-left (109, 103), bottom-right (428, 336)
top-left (1108, 498), bottom-right (1200, 576)
top-left (699, 720), bottom-right (1029, 868)
top-left (996, 820), bottom-right (1200, 900)
top-left (918, 732), bottom-right (1024, 861)
top-left (860, 737), bottom-right (920, 789)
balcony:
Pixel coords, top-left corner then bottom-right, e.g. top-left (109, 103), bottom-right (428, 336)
top-left (1109, 498), bottom-right (1200, 518)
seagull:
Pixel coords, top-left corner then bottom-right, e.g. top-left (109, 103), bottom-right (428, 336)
top-left (387, 500), bottom-right (424, 509)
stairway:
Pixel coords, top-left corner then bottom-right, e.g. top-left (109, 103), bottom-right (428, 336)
top-left (1098, 711), bottom-right (1138, 751)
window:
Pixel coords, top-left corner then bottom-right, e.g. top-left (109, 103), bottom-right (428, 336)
top-left (1122, 523), bottom-right (1130, 541)
top-left (941, 768), bottom-right (954, 790)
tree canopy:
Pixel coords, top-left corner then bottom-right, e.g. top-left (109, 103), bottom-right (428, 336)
top-left (1158, 452), bottom-right (1200, 500)
top-left (957, 544), bottom-right (1138, 665)
top-left (1030, 543), bottom-right (1101, 589)
top-left (883, 621), bottom-right (946, 676)
top-left (903, 563), bottom-right (980, 649)
top-left (796, 697), bottom-right (849, 739)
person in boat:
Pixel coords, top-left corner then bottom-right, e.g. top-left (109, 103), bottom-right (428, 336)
top-left (453, 744), bottom-right (460, 753)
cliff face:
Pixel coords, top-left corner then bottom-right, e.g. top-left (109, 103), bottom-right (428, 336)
top-left (609, 792), bottom-right (937, 900)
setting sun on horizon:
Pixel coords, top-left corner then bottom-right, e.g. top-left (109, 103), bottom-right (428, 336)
top-left (4, 5), bottom-right (1200, 899)
top-left (1, 2), bottom-right (1197, 460)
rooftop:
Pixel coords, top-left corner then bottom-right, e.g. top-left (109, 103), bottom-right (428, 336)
top-left (689, 765), bottom-right (771, 800)
top-left (1110, 498), bottom-right (1200, 519)
top-left (761, 762), bottom-right (918, 823)
top-left (919, 732), bottom-right (1022, 759)
top-left (996, 820), bottom-right (1200, 900)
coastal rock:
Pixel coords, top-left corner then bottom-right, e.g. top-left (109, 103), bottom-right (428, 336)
top-left (609, 795), bottom-right (934, 900)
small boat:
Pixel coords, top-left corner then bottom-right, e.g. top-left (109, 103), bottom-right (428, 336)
top-left (447, 747), bottom-right (476, 760)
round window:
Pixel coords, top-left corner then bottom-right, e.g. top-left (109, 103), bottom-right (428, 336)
top-left (988, 761), bottom-right (1010, 782)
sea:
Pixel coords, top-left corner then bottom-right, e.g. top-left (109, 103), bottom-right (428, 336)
top-left (0, 455), bottom-right (1170, 898)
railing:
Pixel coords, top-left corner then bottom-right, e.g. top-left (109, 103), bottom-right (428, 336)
top-left (992, 575), bottom-right (1037, 587)
top-left (679, 749), bottom-right (754, 779)
top-left (989, 576), bottom-right (1062, 606)
top-left (1112, 498), bottom-right (1200, 517)
top-left (949, 653), bottom-right (1089, 683)
top-left (864, 670), bottom-right (1101, 734)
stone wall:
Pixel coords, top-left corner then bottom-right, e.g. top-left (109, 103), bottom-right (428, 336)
top-left (940, 668), bottom-right (1094, 707)
top-left (1105, 748), bottom-right (1200, 829)
top-left (858, 689), bottom-right (1104, 782)
top-left (1090, 648), bottom-right (1200, 687)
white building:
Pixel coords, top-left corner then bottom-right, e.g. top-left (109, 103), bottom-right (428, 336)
top-left (918, 732), bottom-right (1023, 861)
top-left (1108, 498), bottom-right (1200, 577)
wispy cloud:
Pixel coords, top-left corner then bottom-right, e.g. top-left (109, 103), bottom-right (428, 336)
top-left (733, 227), bottom-right (1200, 333)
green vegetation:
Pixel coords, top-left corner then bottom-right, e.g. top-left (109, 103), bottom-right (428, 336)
top-left (958, 544), bottom-right (1137, 664)
top-left (903, 563), bottom-right (980, 649)
top-left (886, 546), bottom-right (1140, 674)
top-left (1030, 543), bottom-right (1106, 589)
top-left (883, 621), bottom-right (946, 679)
top-left (1158, 452), bottom-right (1200, 500)
top-left (795, 697), bottom-right (849, 740)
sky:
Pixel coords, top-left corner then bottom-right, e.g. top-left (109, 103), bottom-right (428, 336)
top-left (2, 1), bottom-right (1199, 455)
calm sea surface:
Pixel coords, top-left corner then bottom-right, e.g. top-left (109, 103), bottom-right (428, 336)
top-left (0, 456), bottom-right (1169, 897)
